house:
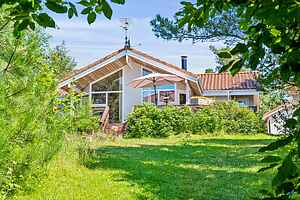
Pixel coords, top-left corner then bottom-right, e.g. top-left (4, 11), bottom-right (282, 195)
top-left (263, 104), bottom-right (294, 135)
top-left (59, 47), bottom-right (261, 123)
top-left (196, 72), bottom-right (260, 111)
top-left (263, 86), bottom-right (299, 134)
top-left (59, 48), bottom-right (202, 122)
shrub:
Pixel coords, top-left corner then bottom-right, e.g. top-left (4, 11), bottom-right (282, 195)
top-left (125, 101), bottom-right (262, 138)
top-left (209, 101), bottom-right (262, 134)
top-left (160, 106), bottom-right (193, 134)
top-left (72, 101), bottom-right (99, 134)
top-left (126, 104), bottom-right (192, 138)
top-left (191, 108), bottom-right (220, 134)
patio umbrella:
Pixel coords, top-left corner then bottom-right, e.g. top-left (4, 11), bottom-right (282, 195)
top-left (129, 73), bottom-right (183, 105)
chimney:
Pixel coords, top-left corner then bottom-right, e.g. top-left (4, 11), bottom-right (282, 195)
top-left (181, 56), bottom-right (187, 71)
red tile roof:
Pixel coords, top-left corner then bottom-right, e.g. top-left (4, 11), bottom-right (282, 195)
top-left (197, 71), bottom-right (259, 91)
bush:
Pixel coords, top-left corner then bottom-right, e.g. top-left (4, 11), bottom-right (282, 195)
top-left (72, 101), bottom-right (99, 134)
top-left (125, 101), bottom-right (262, 138)
top-left (191, 108), bottom-right (220, 134)
top-left (126, 104), bottom-right (192, 138)
top-left (209, 101), bottom-right (262, 134)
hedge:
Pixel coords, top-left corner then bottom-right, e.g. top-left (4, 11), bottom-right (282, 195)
top-left (125, 102), bottom-right (263, 138)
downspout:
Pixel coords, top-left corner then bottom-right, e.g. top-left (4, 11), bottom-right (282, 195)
top-left (227, 90), bottom-right (230, 101)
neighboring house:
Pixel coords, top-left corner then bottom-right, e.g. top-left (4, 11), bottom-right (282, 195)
top-left (263, 86), bottom-right (299, 135)
top-left (263, 104), bottom-right (294, 135)
top-left (59, 48), bottom-right (202, 122)
top-left (196, 72), bottom-right (260, 111)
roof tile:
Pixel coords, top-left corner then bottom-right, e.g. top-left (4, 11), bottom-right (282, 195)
top-left (197, 71), bottom-right (259, 90)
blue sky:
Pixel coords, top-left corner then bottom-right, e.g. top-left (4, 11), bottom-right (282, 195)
top-left (47, 0), bottom-right (223, 72)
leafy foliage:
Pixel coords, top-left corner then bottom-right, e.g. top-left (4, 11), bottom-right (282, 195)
top-left (151, 10), bottom-right (244, 45)
top-left (126, 102), bottom-right (261, 138)
top-left (126, 104), bottom-right (193, 138)
top-left (48, 41), bottom-right (76, 79)
top-left (0, 15), bottom-right (98, 198)
top-left (167, 0), bottom-right (300, 198)
top-left (204, 68), bottom-right (214, 73)
top-left (59, 92), bottom-right (99, 135)
top-left (0, 0), bottom-right (126, 37)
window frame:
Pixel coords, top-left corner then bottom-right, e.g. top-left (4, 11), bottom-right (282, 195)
top-left (89, 69), bottom-right (123, 107)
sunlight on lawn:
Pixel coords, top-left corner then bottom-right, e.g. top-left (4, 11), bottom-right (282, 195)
top-left (15, 134), bottom-right (276, 200)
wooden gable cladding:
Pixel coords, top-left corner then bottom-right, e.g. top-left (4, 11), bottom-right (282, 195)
top-left (189, 81), bottom-right (201, 96)
top-left (128, 56), bottom-right (169, 74)
top-left (76, 57), bottom-right (126, 90)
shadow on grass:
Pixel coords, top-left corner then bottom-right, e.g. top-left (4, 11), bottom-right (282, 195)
top-left (84, 138), bottom-right (274, 200)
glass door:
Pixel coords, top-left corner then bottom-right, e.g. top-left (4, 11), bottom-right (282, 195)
top-left (107, 93), bottom-right (122, 123)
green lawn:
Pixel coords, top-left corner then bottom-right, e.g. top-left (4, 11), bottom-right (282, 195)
top-left (15, 134), bottom-right (276, 200)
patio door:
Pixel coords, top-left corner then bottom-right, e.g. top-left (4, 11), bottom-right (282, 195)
top-left (107, 93), bottom-right (122, 123)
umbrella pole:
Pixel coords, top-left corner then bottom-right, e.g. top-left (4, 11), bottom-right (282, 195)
top-left (153, 79), bottom-right (158, 106)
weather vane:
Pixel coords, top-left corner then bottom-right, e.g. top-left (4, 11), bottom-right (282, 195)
top-left (120, 18), bottom-right (131, 48)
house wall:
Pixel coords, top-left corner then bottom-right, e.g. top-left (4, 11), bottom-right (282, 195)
top-left (267, 116), bottom-right (286, 135)
top-left (202, 90), bottom-right (259, 106)
top-left (208, 95), bottom-right (256, 106)
top-left (231, 95), bottom-right (254, 105)
top-left (122, 62), bottom-right (142, 121)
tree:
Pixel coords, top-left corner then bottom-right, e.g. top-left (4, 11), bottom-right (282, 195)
top-left (0, 0), bottom-right (126, 37)
top-left (48, 41), bottom-right (77, 78)
top-left (150, 9), bottom-right (243, 45)
top-left (0, 13), bottom-right (96, 198)
top-left (209, 46), bottom-right (250, 72)
top-left (161, 1), bottom-right (300, 199)
top-left (204, 68), bottom-right (214, 73)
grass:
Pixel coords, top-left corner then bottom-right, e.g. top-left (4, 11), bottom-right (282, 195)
top-left (15, 134), bottom-right (277, 200)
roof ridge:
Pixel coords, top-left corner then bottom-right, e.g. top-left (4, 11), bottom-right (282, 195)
top-left (128, 48), bottom-right (197, 78)
top-left (197, 71), bottom-right (258, 75)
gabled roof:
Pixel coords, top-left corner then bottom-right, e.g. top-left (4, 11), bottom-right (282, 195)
top-left (197, 71), bottom-right (259, 91)
top-left (129, 48), bottom-right (197, 78)
top-left (61, 48), bottom-right (125, 82)
top-left (263, 103), bottom-right (293, 120)
top-left (60, 48), bottom-right (199, 88)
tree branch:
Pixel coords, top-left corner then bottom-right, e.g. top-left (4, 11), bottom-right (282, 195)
top-left (3, 44), bottom-right (18, 74)
top-left (0, 19), bottom-right (10, 31)
top-left (6, 87), bottom-right (27, 98)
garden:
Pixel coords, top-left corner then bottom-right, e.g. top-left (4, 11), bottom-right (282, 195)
top-left (15, 134), bottom-right (276, 200)
top-left (12, 103), bottom-right (280, 200)
top-left (0, 0), bottom-right (299, 199)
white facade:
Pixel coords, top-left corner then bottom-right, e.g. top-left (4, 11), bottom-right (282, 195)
top-left (122, 62), bottom-right (142, 121)
top-left (264, 105), bottom-right (294, 135)
top-left (59, 48), bottom-right (202, 122)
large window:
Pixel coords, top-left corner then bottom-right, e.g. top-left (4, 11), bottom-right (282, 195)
top-left (92, 70), bottom-right (122, 92)
top-left (91, 70), bottom-right (122, 106)
top-left (90, 70), bottom-right (122, 122)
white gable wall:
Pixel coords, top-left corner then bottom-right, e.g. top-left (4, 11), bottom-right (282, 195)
top-left (122, 61), bottom-right (142, 121)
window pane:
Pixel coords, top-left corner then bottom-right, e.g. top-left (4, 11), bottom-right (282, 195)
top-left (159, 90), bottom-right (175, 103)
top-left (142, 68), bottom-right (152, 76)
top-left (92, 70), bottom-right (122, 91)
top-left (143, 90), bottom-right (156, 104)
top-left (92, 93), bottom-right (106, 104)
top-left (108, 93), bottom-right (122, 122)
